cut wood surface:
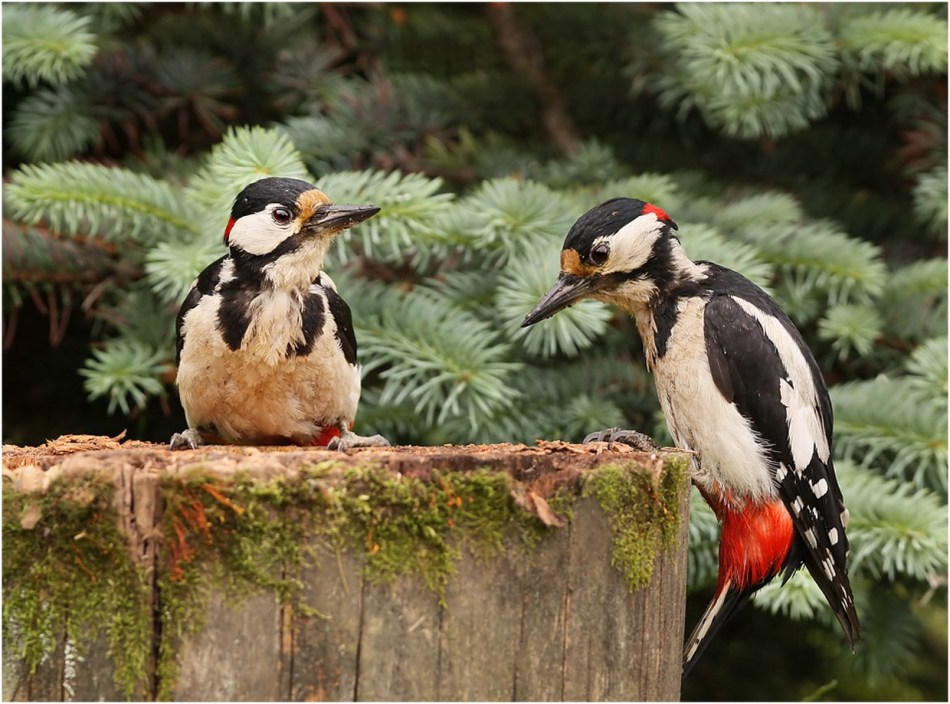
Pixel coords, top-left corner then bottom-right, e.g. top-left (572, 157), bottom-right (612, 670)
top-left (3, 435), bottom-right (691, 702)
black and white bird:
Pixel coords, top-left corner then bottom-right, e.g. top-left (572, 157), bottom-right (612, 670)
top-left (170, 176), bottom-right (389, 451)
top-left (522, 198), bottom-right (860, 675)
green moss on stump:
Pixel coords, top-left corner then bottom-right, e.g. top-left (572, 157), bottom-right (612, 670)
top-left (3, 453), bottom-right (688, 700)
top-left (584, 457), bottom-right (690, 591)
top-left (2, 473), bottom-right (151, 699)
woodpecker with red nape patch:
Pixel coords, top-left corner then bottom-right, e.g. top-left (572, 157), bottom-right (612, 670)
top-left (170, 176), bottom-right (389, 452)
top-left (522, 198), bottom-right (860, 676)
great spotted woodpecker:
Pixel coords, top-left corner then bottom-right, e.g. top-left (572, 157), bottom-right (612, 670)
top-left (522, 198), bottom-right (860, 675)
top-left (170, 176), bottom-right (389, 452)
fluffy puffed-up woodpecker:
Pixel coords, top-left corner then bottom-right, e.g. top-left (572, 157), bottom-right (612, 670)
top-left (170, 176), bottom-right (389, 452)
top-left (522, 198), bottom-right (860, 675)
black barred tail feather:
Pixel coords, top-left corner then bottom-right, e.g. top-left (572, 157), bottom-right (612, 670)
top-left (682, 580), bottom-right (751, 678)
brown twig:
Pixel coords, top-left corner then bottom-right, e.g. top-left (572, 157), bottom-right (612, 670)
top-left (484, 3), bottom-right (580, 155)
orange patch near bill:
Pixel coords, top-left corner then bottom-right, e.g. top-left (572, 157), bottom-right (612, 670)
top-left (560, 249), bottom-right (597, 277)
top-left (294, 189), bottom-right (333, 225)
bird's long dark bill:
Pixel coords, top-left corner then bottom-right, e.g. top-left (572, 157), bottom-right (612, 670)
top-left (521, 273), bottom-right (597, 327)
top-left (309, 204), bottom-right (380, 231)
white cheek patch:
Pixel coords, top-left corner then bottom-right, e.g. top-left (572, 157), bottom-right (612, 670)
top-left (599, 213), bottom-right (664, 275)
top-left (227, 206), bottom-right (295, 256)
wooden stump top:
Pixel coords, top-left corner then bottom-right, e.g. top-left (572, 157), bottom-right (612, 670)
top-left (3, 435), bottom-right (691, 702)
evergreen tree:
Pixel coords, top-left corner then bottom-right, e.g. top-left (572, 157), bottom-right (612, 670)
top-left (3, 3), bottom-right (946, 699)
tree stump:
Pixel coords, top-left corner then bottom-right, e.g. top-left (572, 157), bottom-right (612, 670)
top-left (2, 436), bottom-right (691, 702)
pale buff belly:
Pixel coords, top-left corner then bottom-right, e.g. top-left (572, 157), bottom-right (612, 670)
top-left (177, 296), bottom-right (360, 444)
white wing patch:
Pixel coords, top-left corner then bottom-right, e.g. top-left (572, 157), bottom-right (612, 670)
top-left (732, 297), bottom-right (830, 468)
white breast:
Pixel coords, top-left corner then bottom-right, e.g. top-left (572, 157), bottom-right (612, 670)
top-left (637, 299), bottom-right (777, 502)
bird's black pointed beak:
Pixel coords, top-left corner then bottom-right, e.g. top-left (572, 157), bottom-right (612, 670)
top-left (521, 273), bottom-right (597, 327)
top-left (306, 204), bottom-right (380, 233)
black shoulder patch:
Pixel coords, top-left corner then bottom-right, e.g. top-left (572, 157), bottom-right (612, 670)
top-left (700, 263), bottom-right (833, 447)
top-left (324, 284), bottom-right (358, 366)
top-left (176, 256), bottom-right (226, 365)
top-left (703, 293), bottom-right (794, 469)
top-left (216, 278), bottom-right (255, 352)
top-left (287, 291), bottom-right (326, 357)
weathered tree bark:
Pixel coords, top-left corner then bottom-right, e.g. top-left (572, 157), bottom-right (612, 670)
top-left (3, 436), bottom-right (690, 702)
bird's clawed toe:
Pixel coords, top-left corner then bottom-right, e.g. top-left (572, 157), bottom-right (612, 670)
top-left (583, 427), bottom-right (658, 451)
top-left (169, 428), bottom-right (204, 451)
top-left (328, 429), bottom-right (391, 451)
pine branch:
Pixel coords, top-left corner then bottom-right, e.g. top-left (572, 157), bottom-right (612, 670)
top-left (80, 339), bottom-right (170, 415)
top-left (650, 3), bottom-right (838, 139)
top-left (567, 173), bottom-right (685, 216)
top-left (879, 259), bottom-right (948, 343)
top-left (93, 283), bottom-right (177, 352)
top-left (905, 336), bottom-right (948, 407)
top-left (356, 288), bottom-right (522, 431)
top-left (439, 355), bottom-right (649, 445)
top-left (2, 220), bottom-right (114, 288)
top-left (496, 252), bottom-right (612, 359)
top-left (723, 218), bottom-right (887, 307)
top-left (838, 8), bottom-right (948, 80)
top-left (839, 587), bottom-right (923, 686)
top-left (912, 166), bottom-right (948, 239)
top-left (837, 462), bottom-right (948, 582)
top-left (754, 568), bottom-right (828, 621)
top-left (450, 178), bottom-right (576, 266)
top-left (186, 126), bottom-right (311, 238)
top-left (2, 4), bottom-right (97, 88)
top-left (279, 115), bottom-right (365, 175)
top-left (818, 302), bottom-right (884, 360)
top-left (533, 140), bottom-right (628, 189)
top-left (6, 162), bottom-right (196, 247)
top-left (316, 170), bottom-right (455, 267)
top-left (6, 86), bottom-right (100, 162)
top-left (676, 223), bottom-right (774, 291)
top-left (144, 237), bottom-right (223, 305)
top-left (831, 378), bottom-right (948, 490)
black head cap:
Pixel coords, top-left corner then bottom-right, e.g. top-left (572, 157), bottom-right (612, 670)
top-left (563, 197), bottom-right (677, 254)
top-left (230, 177), bottom-right (317, 220)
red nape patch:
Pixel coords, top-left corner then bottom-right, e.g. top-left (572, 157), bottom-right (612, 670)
top-left (643, 203), bottom-right (670, 222)
top-left (718, 499), bottom-right (794, 591)
top-left (223, 217), bottom-right (236, 243)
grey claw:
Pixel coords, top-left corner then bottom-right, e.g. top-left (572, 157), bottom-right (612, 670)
top-left (169, 428), bottom-right (203, 451)
top-left (583, 427), bottom-right (658, 451)
top-left (328, 430), bottom-right (391, 451)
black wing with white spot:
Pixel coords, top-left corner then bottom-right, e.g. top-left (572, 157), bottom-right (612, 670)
top-left (701, 268), bottom-right (860, 646)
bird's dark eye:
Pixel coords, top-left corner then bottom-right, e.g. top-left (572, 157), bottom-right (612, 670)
top-left (589, 242), bottom-right (610, 266)
top-left (272, 207), bottom-right (292, 225)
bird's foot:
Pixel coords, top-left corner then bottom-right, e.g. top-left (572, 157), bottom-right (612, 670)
top-left (169, 428), bottom-right (204, 451)
top-left (583, 427), bottom-right (658, 452)
top-left (327, 428), bottom-right (391, 451)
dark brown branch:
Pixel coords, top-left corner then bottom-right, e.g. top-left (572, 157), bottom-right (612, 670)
top-left (484, 3), bottom-right (580, 155)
